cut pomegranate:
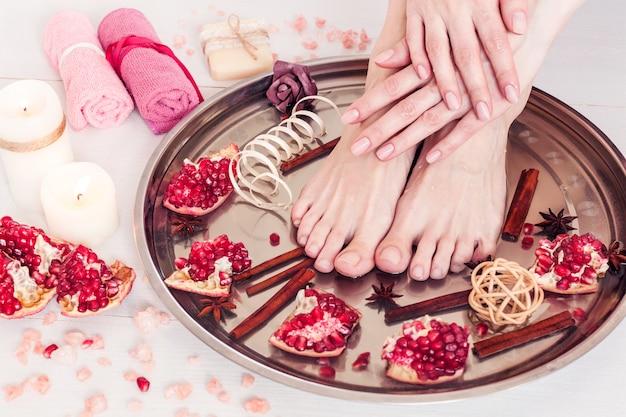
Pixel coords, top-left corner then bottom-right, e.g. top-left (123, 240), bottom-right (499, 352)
top-left (530, 232), bottom-right (609, 294)
top-left (0, 216), bottom-right (135, 318)
top-left (381, 316), bottom-right (470, 385)
top-left (269, 287), bottom-right (361, 357)
top-left (164, 234), bottom-right (251, 297)
top-left (163, 143), bottom-right (239, 216)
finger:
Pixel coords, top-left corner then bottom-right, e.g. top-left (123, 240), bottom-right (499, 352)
top-left (499, 0), bottom-right (528, 34)
top-left (423, 17), bottom-right (461, 112)
top-left (424, 112), bottom-right (484, 163)
top-left (350, 83), bottom-right (442, 156)
top-left (373, 39), bottom-right (412, 69)
top-left (341, 66), bottom-right (426, 125)
top-left (475, 8), bottom-right (520, 104)
top-left (405, 12), bottom-right (431, 80)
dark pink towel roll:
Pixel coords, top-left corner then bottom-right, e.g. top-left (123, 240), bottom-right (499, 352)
top-left (43, 10), bottom-right (133, 131)
top-left (97, 8), bottom-right (202, 134)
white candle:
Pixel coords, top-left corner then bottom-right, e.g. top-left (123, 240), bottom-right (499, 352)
top-left (40, 162), bottom-right (119, 247)
top-left (0, 80), bottom-right (74, 212)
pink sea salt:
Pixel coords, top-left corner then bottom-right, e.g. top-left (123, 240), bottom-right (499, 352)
top-left (128, 399), bottom-right (144, 413)
top-left (164, 383), bottom-right (193, 400)
top-left (85, 393), bottom-right (108, 414)
top-left (134, 306), bottom-right (170, 333)
top-left (241, 373), bottom-right (255, 388)
top-left (76, 367), bottom-right (93, 382)
top-left (129, 343), bottom-right (153, 362)
top-left (3, 384), bottom-right (24, 401)
top-left (64, 330), bottom-right (86, 347)
top-left (42, 312), bottom-right (57, 325)
top-left (243, 397), bottom-right (271, 414)
top-left (97, 357), bottom-right (112, 366)
top-left (50, 344), bottom-right (77, 366)
top-left (205, 378), bottom-right (222, 394)
top-left (217, 390), bottom-right (230, 403)
top-left (293, 15), bottom-right (307, 32)
top-left (22, 328), bottom-right (41, 341)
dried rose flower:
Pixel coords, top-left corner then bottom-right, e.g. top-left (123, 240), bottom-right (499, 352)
top-left (266, 60), bottom-right (317, 114)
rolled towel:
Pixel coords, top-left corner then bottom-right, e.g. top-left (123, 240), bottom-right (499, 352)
top-left (98, 8), bottom-right (203, 134)
top-left (43, 10), bottom-right (134, 131)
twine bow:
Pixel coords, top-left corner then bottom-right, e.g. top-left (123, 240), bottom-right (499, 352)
top-left (105, 35), bottom-right (203, 102)
top-left (227, 14), bottom-right (259, 60)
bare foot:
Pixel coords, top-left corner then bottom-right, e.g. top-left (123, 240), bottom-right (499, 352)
top-left (291, 123), bottom-right (416, 277)
top-left (374, 115), bottom-right (510, 280)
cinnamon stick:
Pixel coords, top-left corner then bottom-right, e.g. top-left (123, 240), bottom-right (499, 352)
top-left (229, 267), bottom-right (316, 340)
top-left (234, 247), bottom-right (305, 283)
top-left (384, 289), bottom-right (472, 324)
top-left (246, 257), bottom-right (315, 296)
top-left (501, 168), bottom-right (539, 242)
top-left (472, 310), bottom-right (575, 359)
top-left (280, 137), bottom-right (340, 174)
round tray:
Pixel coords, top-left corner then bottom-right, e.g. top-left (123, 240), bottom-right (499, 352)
top-left (134, 56), bottom-right (626, 402)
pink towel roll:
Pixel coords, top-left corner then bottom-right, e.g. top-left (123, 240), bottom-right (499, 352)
top-left (98, 8), bottom-right (203, 134)
top-left (43, 10), bottom-right (134, 131)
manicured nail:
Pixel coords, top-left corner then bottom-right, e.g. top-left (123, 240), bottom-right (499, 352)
top-left (426, 149), bottom-right (441, 164)
top-left (444, 91), bottom-right (460, 111)
top-left (476, 101), bottom-right (491, 121)
top-left (341, 108), bottom-right (360, 125)
top-left (512, 11), bottom-right (527, 35)
top-left (376, 143), bottom-right (394, 160)
top-left (351, 137), bottom-right (371, 155)
top-left (417, 64), bottom-right (428, 80)
top-left (374, 48), bottom-right (394, 64)
top-left (504, 84), bottom-right (519, 103)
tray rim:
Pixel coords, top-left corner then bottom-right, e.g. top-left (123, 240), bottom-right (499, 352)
top-left (134, 56), bottom-right (626, 403)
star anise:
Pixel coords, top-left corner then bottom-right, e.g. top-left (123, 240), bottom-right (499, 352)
top-left (198, 296), bottom-right (236, 323)
top-left (365, 281), bottom-right (403, 312)
top-left (464, 255), bottom-right (493, 271)
top-left (169, 214), bottom-right (205, 240)
top-left (535, 208), bottom-right (577, 240)
top-left (606, 240), bottom-right (626, 275)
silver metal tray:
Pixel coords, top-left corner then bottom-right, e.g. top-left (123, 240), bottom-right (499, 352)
top-left (134, 56), bottom-right (626, 402)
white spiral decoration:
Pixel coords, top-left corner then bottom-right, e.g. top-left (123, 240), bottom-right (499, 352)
top-left (229, 95), bottom-right (340, 211)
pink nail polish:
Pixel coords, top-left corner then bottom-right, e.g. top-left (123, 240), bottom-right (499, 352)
top-left (376, 143), bottom-right (394, 160)
top-left (351, 137), bottom-right (371, 155)
top-left (504, 84), bottom-right (519, 103)
top-left (426, 150), bottom-right (441, 164)
top-left (374, 48), bottom-right (394, 64)
top-left (341, 108), bottom-right (359, 125)
top-left (476, 101), bottom-right (491, 121)
top-left (444, 92), bottom-right (460, 111)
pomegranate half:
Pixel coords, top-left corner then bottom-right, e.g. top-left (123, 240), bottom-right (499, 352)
top-left (530, 232), bottom-right (609, 294)
top-left (269, 288), bottom-right (362, 357)
top-left (163, 143), bottom-right (239, 216)
top-left (381, 316), bottom-right (470, 385)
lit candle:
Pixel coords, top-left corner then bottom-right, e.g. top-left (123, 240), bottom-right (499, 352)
top-left (40, 162), bottom-right (119, 247)
top-left (0, 80), bottom-right (74, 212)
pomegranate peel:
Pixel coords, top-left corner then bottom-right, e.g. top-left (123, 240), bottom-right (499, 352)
top-left (164, 234), bottom-right (251, 297)
top-left (530, 232), bottom-right (609, 294)
top-left (269, 287), bottom-right (361, 358)
top-left (163, 142), bottom-right (240, 216)
top-left (381, 316), bottom-right (470, 385)
top-left (0, 256), bottom-right (56, 319)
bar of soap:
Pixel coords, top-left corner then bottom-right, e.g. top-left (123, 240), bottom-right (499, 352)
top-left (200, 15), bottom-right (273, 81)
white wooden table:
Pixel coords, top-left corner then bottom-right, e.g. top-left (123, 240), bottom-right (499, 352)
top-left (1, 1), bottom-right (625, 416)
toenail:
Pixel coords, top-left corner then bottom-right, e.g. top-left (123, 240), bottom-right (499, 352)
top-left (380, 247), bottom-right (401, 265)
top-left (307, 243), bottom-right (320, 256)
top-left (410, 265), bottom-right (425, 281)
top-left (316, 258), bottom-right (332, 272)
top-left (337, 251), bottom-right (361, 267)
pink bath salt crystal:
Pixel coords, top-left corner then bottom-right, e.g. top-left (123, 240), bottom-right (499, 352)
top-left (268, 23), bottom-right (280, 34)
top-left (241, 373), bottom-right (255, 388)
top-left (27, 374), bottom-right (51, 395)
top-left (302, 39), bottom-right (318, 50)
top-left (42, 312), bottom-right (57, 325)
top-left (97, 357), bottom-right (112, 366)
top-left (205, 378), bottom-right (222, 394)
top-left (315, 18), bottom-right (326, 28)
top-left (173, 35), bottom-right (186, 49)
top-left (124, 371), bottom-right (138, 381)
top-left (134, 306), bottom-right (169, 333)
top-left (78, 411), bottom-right (93, 417)
top-left (15, 340), bottom-right (30, 365)
top-left (175, 408), bottom-right (190, 417)
top-left (128, 399), bottom-right (144, 413)
top-left (187, 355), bottom-right (200, 365)
top-left (22, 328), bottom-right (41, 341)
top-left (186, 49), bottom-right (195, 56)
top-left (165, 384), bottom-right (193, 400)
top-left (217, 390), bottom-right (230, 403)
top-left (244, 397), bottom-right (271, 414)
top-left (64, 330), bottom-right (86, 347)
top-left (51, 344), bottom-right (77, 366)
top-left (85, 393), bottom-right (108, 414)
top-left (293, 15), bottom-right (307, 32)
top-left (90, 335), bottom-right (105, 350)
top-left (360, 29), bottom-right (372, 43)
top-left (76, 367), bottom-right (93, 382)
top-left (33, 341), bottom-right (45, 355)
top-left (3, 384), bottom-right (24, 401)
top-left (129, 343), bottom-right (153, 362)
top-left (342, 33), bottom-right (357, 49)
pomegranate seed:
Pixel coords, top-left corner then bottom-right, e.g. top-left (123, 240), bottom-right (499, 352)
top-left (43, 343), bottom-right (59, 358)
top-left (319, 365), bottom-right (336, 379)
top-left (523, 223), bottom-right (535, 235)
top-left (136, 376), bottom-right (151, 392)
top-left (351, 352), bottom-right (370, 370)
top-left (521, 236), bottom-right (534, 250)
top-left (475, 322), bottom-right (489, 337)
top-left (571, 307), bottom-right (588, 324)
top-left (269, 233), bottom-right (280, 246)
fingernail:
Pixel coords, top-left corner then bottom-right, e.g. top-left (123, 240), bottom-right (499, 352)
top-left (351, 137), bottom-right (371, 155)
top-left (426, 149), bottom-right (441, 164)
top-left (504, 84), bottom-right (519, 103)
top-left (512, 11), bottom-right (527, 35)
top-left (476, 101), bottom-right (491, 121)
top-left (376, 143), bottom-right (394, 160)
top-left (380, 246), bottom-right (401, 265)
top-left (337, 251), bottom-right (361, 267)
top-left (417, 64), bottom-right (428, 80)
top-left (341, 108), bottom-right (360, 125)
top-left (374, 48), bottom-right (394, 64)
top-left (444, 92), bottom-right (460, 111)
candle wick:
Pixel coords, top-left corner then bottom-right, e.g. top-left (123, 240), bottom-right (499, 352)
top-left (77, 193), bottom-right (83, 201)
